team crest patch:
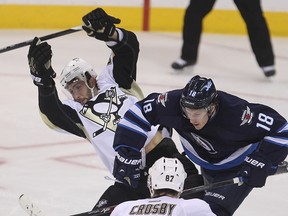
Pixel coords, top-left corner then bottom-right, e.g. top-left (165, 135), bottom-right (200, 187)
top-left (240, 106), bottom-right (253, 126)
top-left (156, 93), bottom-right (168, 107)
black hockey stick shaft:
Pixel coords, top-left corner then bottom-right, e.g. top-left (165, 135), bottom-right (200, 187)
top-left (71, 161), bottom-right (288, 216)
top-left (70, 177), bottom-right (243, 216)
top-left (70, 205), bottom-right (117, 216)
top-left (181, 176), bottom-right (242, 197)
top-left (181, 160), bottom-right (288, 197)
top-left (0, 26), bottom-right (82, 53)
top-left (19, 161), bottom-right (287, 216)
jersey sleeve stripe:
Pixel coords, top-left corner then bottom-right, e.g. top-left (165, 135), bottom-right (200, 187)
top-left (264, 136), bottom-right (288, 146)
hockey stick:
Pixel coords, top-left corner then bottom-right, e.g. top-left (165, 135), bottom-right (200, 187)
top-left (19, 161), bottom-right (288, 216)
top-left (0, 26), bottom-right (82, 54)
top-left (17, 177), bottom-right (244, 216)
top-left (181, 160), bottom-right (288, 197)
top-left (19, 194), bottom-right (46, 216)
top-left (19, 193), bottom-right (115, 216)
top-left (73, 161), bottom-right (288, 215)
top-left (181, 176), bottom-right (242, 197)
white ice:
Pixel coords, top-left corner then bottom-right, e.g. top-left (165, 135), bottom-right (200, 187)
top-left (0, 29), bottom-right (287, 216)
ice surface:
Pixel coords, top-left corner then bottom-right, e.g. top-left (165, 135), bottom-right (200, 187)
top-left (0, 29), bottom-right (287, 215)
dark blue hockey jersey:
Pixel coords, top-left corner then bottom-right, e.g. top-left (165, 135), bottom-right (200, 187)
top-left (113, 90), bottom-right (288, 171)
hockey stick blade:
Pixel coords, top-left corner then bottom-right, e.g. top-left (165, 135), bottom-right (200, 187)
top-left (19, 194), bottom-right (46, 216)
top-left (19, 193), bottom-right (115, 216)
top-left (0, 26), bottom-right (82, 54)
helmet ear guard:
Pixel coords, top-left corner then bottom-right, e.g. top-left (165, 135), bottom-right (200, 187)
top-left (147, 157), bottom-right (187, 197)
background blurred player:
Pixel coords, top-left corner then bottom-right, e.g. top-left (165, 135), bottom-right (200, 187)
top-left (171, 0), bottom-right (275, 77)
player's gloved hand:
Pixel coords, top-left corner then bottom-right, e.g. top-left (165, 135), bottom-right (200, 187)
top-left (113, 147), bottom-right (141, 188)
top-left (239, 152), bottom-right (272, 188)
top-left (82, 8), bottom-right (121, 41)
top-left (28, 37), bottom-right (56, 87)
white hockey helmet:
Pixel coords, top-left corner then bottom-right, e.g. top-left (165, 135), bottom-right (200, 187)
top-left (148, 157), bottom-right (187, 196)
top-left (60, 57), bottom-right (97, 89)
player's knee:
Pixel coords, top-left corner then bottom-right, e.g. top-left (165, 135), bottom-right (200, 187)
top-left (209, 202), bottom-right (231, 216)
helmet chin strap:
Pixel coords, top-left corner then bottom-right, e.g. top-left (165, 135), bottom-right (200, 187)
top-left (89, 86), bottom-right (95, 98)
top-left (84, 72), bottom-right (96, 98)
top-left (206, 104), bottom-right (217, 120)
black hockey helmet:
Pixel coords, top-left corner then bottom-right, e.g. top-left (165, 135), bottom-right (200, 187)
top-left (180, 75), bottom-right (217, 110)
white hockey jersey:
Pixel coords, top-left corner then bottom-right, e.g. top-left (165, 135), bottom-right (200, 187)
top-left (110, 195), bottom-right (216, 216)
top-left (37, 29), bottom-right (158, 173)
top-left (62, 64), bottom-right (158, 173)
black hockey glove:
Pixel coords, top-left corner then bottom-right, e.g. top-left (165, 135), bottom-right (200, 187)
top-left (28, 37), bottom-right (56, 87)
top-left (82, 8), bottom-right (121, 41)
top-left (113, 147), bottom-right (141, 188)
top-left (239, 152), bottom-right (272, 188)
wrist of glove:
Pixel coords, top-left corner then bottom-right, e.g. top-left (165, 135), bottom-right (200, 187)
top-left (113, 147), bottom-right (141, 188)
top-left (239, 153), bottom-right (272, 188)
top-left (28, 37), bottom-right (56, 87)
top-left (82, 8), bottom-right (121, 41)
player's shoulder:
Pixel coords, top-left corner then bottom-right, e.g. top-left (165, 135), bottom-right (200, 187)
top-left (217, 90), bottom-right (250, 113)
top-left (218, 91), bottom-right (246, 104)
top-left (143, 89), bottom-right (182, 106)
top-left (181, 198), bottom-right (215, 215)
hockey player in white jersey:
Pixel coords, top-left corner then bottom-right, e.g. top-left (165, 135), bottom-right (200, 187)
top-left (111, 157), bottom-right (215, 216)
top-left (27, 7), bottom-right (204, 215)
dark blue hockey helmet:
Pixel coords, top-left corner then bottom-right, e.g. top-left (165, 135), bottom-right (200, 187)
top-left (180, 75), bottom-right (217, 110)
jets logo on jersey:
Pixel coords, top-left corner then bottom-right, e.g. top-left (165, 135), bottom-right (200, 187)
top-left (80, 87), bottom-right (127, 136)
top-left (190, 133), bottom-right (217, 154)
top-left (156, 93), bottom-right (168, 107)
top-left (240, 106), bottom-right (254, 126)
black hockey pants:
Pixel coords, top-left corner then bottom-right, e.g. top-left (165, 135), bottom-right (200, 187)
top-left (181, 0), bottom-right (274, 67)
top-left (92, 138), bottom-right (204, 215)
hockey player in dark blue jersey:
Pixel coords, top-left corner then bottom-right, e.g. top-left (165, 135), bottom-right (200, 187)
top-left (112, 75), bottom-right (288, 216)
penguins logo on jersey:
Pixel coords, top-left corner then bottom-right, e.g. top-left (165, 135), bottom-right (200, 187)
top-left (80, 87), bottom-right (127, 136)
top-left (240, 106), bottom-right (254, 126)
